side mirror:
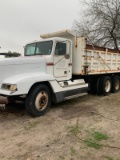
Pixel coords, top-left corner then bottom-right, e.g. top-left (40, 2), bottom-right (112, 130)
top-left (64, 54), bottom-right (70, 59)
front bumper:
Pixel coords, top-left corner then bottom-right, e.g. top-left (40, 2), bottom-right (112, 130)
top-left (0, 88), bottom-right (17, 96)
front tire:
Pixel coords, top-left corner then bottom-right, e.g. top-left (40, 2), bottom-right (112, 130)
top-left (25, 84), bottom-right (51, 117)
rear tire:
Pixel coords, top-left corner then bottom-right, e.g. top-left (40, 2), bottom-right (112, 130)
top-left (111, 75), bottom-right (120, 93)
top-left (88, 77), bottom-right (101, 95)
top-left (98, 76), bottom-right (111, 95)
top-left (25, 84), bottom-right (51, 117)
top-left (88, 78), bottom-right (98, 95)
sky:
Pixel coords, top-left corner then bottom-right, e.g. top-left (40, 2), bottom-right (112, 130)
top-left (0, 0), bottom-right (80, 54)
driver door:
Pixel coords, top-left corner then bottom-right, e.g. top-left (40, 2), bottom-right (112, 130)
top-left (53, 41), bottom-right (71, 79)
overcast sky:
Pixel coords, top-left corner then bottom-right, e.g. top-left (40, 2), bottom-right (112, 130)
top-left (0, 0), bottom-right (80, 54)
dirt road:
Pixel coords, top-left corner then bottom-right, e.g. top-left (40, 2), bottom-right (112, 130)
top-left (0, 94), bottom-right (120, 160)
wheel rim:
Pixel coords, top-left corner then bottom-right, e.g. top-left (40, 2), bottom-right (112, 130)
top-left (105, 80), bottom-right (111, 92)
top-left (115, 79), bottom-right (120, 90)
top-left (35, 91), bottom-right (48, 111)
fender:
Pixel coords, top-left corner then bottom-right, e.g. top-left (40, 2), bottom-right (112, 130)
top-left (0, 72), bottom-right (55, 96)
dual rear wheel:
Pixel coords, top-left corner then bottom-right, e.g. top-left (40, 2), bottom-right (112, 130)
top-left (89, 75), bottom-right (120, 95)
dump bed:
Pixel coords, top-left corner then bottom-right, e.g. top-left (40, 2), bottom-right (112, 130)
top-left (73, 38), bottom-right (120, 75)
top-left (81, 44), bottom-right (120, 75)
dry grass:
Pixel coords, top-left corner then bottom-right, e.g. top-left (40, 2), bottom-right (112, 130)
top-left (0, 93), bottom-right (120, 160)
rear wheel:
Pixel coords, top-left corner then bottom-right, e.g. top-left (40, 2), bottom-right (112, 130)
top-left (98, 76), bottom-right (111, 95)
top-left (88, 78), bottom-right (99, 95)
top-left (111, 75), bottom-right (120, 93)
top-left (25, 84), bottom-right (51, 117)
top-left (88, 77), bottom-right (101, 95)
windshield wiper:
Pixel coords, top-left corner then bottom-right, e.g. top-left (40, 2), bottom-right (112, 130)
top-left (25, 55), bottom-right (34, 56)
top-left (35, 53), bottom-right (43, 55)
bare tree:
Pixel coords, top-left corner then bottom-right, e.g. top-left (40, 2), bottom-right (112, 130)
top-left (74, 0), bottom-right (120, 50)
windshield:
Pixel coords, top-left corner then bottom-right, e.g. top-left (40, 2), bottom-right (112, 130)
top-left (24, 41), bottom-right (53, 56)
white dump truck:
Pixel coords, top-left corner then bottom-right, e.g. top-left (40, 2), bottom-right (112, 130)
top-left (0, 30), bottom-right (120, 116)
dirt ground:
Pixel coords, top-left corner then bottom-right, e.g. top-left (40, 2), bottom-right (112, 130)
top-left (0, 93), bottom-right (120, 160)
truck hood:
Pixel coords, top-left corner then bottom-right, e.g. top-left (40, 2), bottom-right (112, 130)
top-left (0, 56), bottom-right (45, 66)
top-left (0, 56), bottom-right (46, 86)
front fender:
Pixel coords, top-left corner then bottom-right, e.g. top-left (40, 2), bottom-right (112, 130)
top-left (1, 72), bottom-right (55, 95)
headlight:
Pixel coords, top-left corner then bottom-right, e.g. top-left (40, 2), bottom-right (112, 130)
top-left (1, 84), bottom-right (17, 92)
top-left (10, 84), bottom-right (17, 92)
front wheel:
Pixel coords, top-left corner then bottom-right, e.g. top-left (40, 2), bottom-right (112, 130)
top-left (25, 84), bottom-right (51, 117)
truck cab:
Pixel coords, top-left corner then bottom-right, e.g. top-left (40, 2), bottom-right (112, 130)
top-left (24, 37), bottom-right (72, 81)
top-left (0, 30), bottom-right (88, 117)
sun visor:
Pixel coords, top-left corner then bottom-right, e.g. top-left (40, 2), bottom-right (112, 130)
top-left (40, 30), bottom-right (77, 39)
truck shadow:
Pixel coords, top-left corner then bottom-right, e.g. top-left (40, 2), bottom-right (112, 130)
top-left (0, 95), bottom-right (99, 120)
top-left (51, 95), bottom-right (99, 120)
top-left (0, 103), bottom-right (26, 117)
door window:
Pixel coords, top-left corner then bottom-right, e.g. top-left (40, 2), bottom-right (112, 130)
top-left (55, 42), bottom-right (66, 55)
